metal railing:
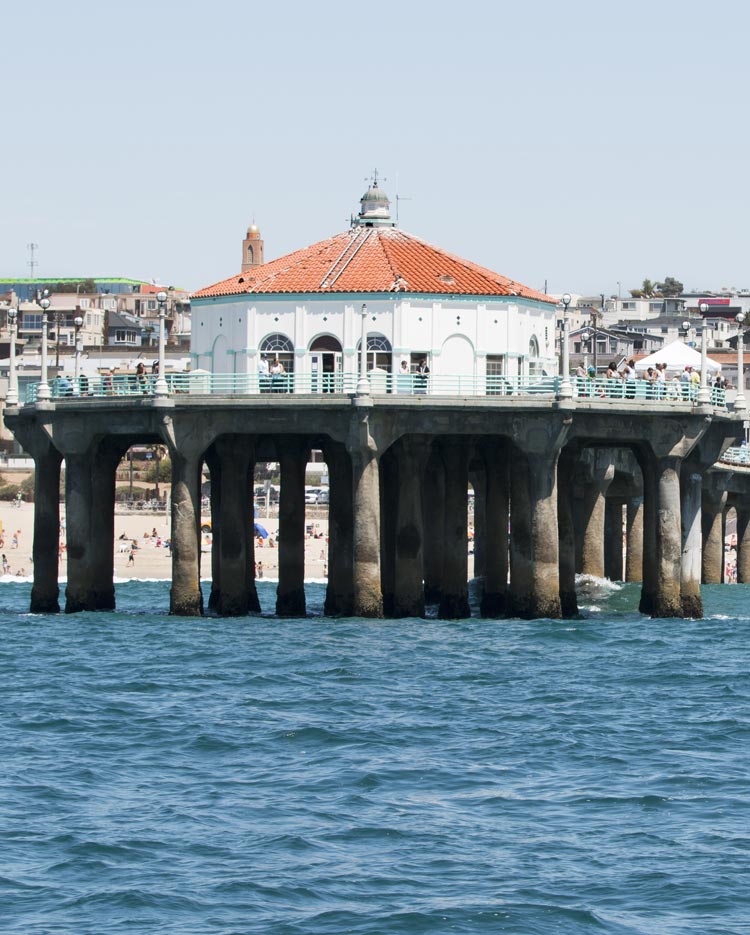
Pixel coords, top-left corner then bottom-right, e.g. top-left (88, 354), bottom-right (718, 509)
top-left (720, 446), bottom-right (750, 466)
top-left (23, 371), bottom-right (727, 407)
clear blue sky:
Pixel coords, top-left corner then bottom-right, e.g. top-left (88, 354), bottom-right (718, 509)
top-left (3, 0), bottom-right (748, 297)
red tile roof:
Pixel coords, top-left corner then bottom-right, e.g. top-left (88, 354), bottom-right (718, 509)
top-left (193, 227), bottom-right (554, 303)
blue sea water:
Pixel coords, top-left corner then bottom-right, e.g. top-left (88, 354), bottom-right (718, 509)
top-left (1, 579), bottom-right (749, 935)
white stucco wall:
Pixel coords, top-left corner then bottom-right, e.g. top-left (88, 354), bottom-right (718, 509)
top-left (191, 294), bottom-right (556, 381)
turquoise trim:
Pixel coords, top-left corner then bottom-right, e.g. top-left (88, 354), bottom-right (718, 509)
top-left (192, 292), bottom-right (554, 312)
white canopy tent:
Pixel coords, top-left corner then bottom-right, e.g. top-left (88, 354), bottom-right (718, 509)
top-left (634, 340), bottom-right (722, 374)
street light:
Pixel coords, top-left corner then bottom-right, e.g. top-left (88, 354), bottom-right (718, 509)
top-left (735, 311), bottom-right (747, 412)
top-left (558, 293), bottom-right (573, 399)
top-left (73, 315), bottom-right (83, 396)
top-left (37, 292), bottom-right (51, 401)
top-left (580, 328), bottom-right (591, 369)
top-left (697, 303), bottom-right (710, 405)
top-left (356, 302), bottom-right (370, 396)
top-left (7, 305), bottom-right (18, 406)
top-left (154, 290), bottom-right (168, 397)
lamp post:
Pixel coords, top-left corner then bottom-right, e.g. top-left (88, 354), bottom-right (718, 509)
top-left (37, 293), bottom-right (51, 401)
top-left (356, 302), bottom-right (370, 396)
top-left (580, 328), bottom-right (591, 369)
top-left (73, 315), bottom-right (83, 396)
top-left (735, 311), bottom-right (747, 412)
top-left (154, 290), bottom-right (168, 397)
top-left (558, 293), bottom-right (573, 399)
top-left (697, 302), bottom-right (710, 405)
top-left (7, 305), bottom-right (18, 406)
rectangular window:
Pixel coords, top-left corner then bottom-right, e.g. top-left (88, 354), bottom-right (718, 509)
top-left (22, 313), bottom-right (42, 330)
top-left (622, 301), bottom-right (636, 310)
top-left (148, 300), bottom-right (156, 311)
top-left (79, 298), bottom-right (90, 308)
top-left (115, 330), bottom-right (126, 342)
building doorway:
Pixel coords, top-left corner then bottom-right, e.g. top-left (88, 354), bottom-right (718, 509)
top-left (310, 336), bottom-right (343, 393)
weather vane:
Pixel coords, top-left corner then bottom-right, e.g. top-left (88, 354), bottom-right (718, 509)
top-left (365, 169), bottom-right (386, 187)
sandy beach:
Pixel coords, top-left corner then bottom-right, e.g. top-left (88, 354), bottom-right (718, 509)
top-left (0, 502), bottom-right (329, 581)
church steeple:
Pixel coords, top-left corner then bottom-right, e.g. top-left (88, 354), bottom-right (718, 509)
top-left (241, 222), bottom-right (264, 272)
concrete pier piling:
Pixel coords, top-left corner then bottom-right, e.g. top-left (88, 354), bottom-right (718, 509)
top-left (4, 393), bottom-right (745, 622)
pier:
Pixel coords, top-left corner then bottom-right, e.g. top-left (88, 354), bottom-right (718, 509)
top-left (4, 375), bottom-right (747, 620)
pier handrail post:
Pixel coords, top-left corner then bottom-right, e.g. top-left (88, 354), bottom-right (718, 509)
top-left (697, 304), bottom-right (710, 405)
top-left (7, 305), bottom-right (18, 406)
top-left (37, 293), bottom-right (51, 401)
top-left (356, 302), bottom-right (371, 397)
top-left (154, 290), bottom-right (169, 398)
top-left (73, 315), bottom-right (83, 396)
top-left (557, 292), bottom-right (573, 400)
top-left (736, 311), bottom-right (747, 413)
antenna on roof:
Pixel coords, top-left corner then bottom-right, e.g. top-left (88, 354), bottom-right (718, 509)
top-left (27, 242), bottom-right (39, 279)
top-left (395, 193), bottom-right (411, 225)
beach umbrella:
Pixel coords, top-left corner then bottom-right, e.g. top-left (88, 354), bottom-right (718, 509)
top-left (254, 522), bottom-right (269, 539)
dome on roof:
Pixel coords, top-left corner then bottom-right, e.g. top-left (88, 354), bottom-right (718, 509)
top-left (362, 184), bottom-right (389, 204)
top-left (357, 183), bottom-right (394, 227)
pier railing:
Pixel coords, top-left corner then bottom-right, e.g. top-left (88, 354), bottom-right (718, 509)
top-left (23, 372), bottom-right (727, 407)
top-left (719, 445), bottom-right (750, 466)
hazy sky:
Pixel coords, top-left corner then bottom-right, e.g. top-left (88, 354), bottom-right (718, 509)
top-left (3, 0), bottom-right (749, 297)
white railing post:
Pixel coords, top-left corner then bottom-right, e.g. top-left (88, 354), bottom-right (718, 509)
top-left (558, 293), bottom-right (573, 400)
top-left (37, 295), bottom-right (51, 401)
top-left (7, 306), bottom-right (18, 406)
top-left (356, 303), bottom-right (370, 397)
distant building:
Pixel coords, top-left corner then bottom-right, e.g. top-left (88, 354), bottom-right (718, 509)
top-left (0, 278), bottom-right (191, 349)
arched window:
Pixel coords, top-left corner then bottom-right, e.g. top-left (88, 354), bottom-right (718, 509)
top-left (246, 245), bottom-right (254, 263)
top-left (357, 333), bottom-right (392, 372)
top-left (260, 333), bottom-right (294, 372)
top-left (528, 334), bottom-right (542, 376)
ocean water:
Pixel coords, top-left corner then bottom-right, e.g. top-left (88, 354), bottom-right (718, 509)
top-left (1, 579), bottom-right (749, 935)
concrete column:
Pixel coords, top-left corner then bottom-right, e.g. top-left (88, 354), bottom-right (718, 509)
top-left (438, 439), bottom-right (471, 619)
top-left (640, 453), bottom-right (683, 617)
top-left (204, 448), bottom-right (222, 613)
top-left (379, 446), bottom-right (398, 616)
top-left (580, 451), bottom-right (615, 578)
top-left (509, 448), bottom-right (562, 619)
top-left (64, 449), bottom-right (97, 613)
top-left (479, 440), bottom-right (509, 618)
top-left (276, 437), bottom-right (308, 617)
top-left (557, 447), bottom-right (578, 618)
top-left (393, 437), bottom-right (430, 618)
top-left (351, 444), bottom-right (383, 617)
top-left (736, 507), bottom-right (750, 584)
top-left (31, 446), bottom-right (62, 614)
top-left (422, 445), bottom-right (444, 604)
top-left (625, 496), bottom-right (644, 582)
top-left (323, 441), bottom-right (354, 616)
top-left (170, 450), bottom-right (204, 616)
top-left (89, 441), bottom-right (122, 610)
top-left (680, 467), bottom-right (703, 618)
top-left (214, 436), bottom-right (257, 616)
top-left (604, 498), bottom-right (624, 581)
top-left (469, 465), bottom-right (486, 580)
top-left (702, 484), bottom-right (728, 584)
top-left (638, 452), bottom-right (657, 615)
